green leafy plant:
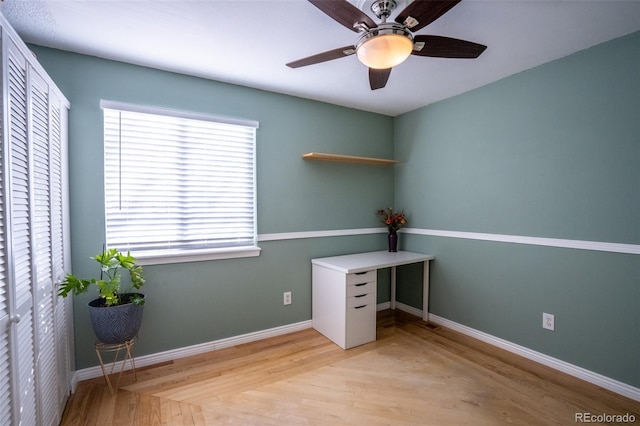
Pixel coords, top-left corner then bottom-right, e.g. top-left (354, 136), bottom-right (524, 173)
top-left (58, 248), bottom-right (145, 306)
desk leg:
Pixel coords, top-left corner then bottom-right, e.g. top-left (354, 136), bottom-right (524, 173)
top-left (390, 266), bottom-right (397, 310)
top-left (422, 261), bottom-right (430, 322)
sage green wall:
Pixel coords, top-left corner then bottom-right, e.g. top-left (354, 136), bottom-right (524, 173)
top-left (32, 31), bottom-right (639, 388)
top-left (394, 32), bottom-right (640, 387)
top-left (30, 47), bottom-right (395, 369)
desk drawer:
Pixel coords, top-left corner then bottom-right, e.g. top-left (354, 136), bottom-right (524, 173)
top-left (345, 295), bottom-right (376, 348)
top-left (347, 281), bottom-right (375, 297)
top-left (346, 270), bottom-right (375, 285)
top-left (347, 291), bottom-right (375, 309)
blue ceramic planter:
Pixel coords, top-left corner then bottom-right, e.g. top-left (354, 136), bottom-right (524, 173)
top-left (88, 293), bottom-right (145, 344)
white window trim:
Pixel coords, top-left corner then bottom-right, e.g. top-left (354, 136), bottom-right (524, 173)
top-left (100, 100), bottom-right (259, 128)
top-left (135, 246), bottom-right (262, 266)
top-left (101, 100), bottom-right (260, 264)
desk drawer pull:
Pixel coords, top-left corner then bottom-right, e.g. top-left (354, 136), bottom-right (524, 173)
top-left (346, 270), bottom-right (375, 285)
top-left (354, 305), bottom-right (367, 309)
top-left (348, 292), bottom-right (374, 308)
top-left (347, 281), bottom-right (374, 297)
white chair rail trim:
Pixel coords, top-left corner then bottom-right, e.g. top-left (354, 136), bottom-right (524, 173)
top-left (258, 227), bottom-right (385, 241)
top-left (403, 227), bottom-right (639, 255)
top-left (258, 227), bottom-right (639, 255)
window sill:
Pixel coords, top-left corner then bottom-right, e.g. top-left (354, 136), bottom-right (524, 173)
top-left (134, 246), bottom-right (262, 266)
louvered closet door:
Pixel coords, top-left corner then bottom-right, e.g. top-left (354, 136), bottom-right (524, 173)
top-left (0, 178), bottom-right (11, 425)
top-left (0, 32), bottom-right (14, 426)
top-left (5, 37), bottom-right (37, 426)
top-left (0, 21), bottom-right (70, 425)
top-left (30, 69), bottom-right (62, 426)
top-left (50, 95), bottom-right (70, 418)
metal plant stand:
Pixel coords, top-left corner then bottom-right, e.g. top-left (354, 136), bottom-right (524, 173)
top-left (95, 337), bottom-right (137, 395)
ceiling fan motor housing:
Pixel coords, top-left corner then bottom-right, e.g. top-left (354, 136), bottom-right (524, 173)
top-left (370, 0), bottom-right (398, 20)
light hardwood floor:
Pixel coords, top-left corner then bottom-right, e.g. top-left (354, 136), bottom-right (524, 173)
top-left (61, 310), bottom-right (640, 425)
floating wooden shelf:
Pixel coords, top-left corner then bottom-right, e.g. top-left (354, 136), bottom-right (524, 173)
top-left (302, 152), bottom-right (399, 166)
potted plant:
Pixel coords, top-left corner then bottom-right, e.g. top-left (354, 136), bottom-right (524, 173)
top-left (58, 248), bottom-right (146, 344)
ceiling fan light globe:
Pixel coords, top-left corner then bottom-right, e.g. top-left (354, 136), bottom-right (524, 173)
top-left (356, 28), bottom-right (413, 69)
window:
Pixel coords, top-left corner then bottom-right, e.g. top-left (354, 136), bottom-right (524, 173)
top-left (101, 100), bottom-right (259, 264)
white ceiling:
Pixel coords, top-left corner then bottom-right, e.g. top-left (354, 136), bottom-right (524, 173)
top-left (2, 0), bottom-right (639, 116)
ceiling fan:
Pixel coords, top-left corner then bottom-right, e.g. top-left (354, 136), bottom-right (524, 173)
top-left (286, 0), bottom-right (487, 90)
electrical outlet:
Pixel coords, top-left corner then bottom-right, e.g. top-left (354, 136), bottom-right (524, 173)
top-left (283, 291), bottom-right (292, 306)
top-left (542, 312), bottom-right (555, 331)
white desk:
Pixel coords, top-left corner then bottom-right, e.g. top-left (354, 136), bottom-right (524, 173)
top-left (311, 251), bottom-right (435, 349)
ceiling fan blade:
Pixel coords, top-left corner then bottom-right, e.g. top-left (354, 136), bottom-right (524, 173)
top-left (412, 35), bottom-right (487, 58)
top-left (286, 45), bottom-right (356, 68)
top-left (369, 68), bottom-right (392, 90)
top-left (308, 0), bottom-right (377, 32)
top-left (395, 0), bottom-right (461, 33)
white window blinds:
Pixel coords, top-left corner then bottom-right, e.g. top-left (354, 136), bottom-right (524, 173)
top-left (102, 101), bottom-right (258, 260)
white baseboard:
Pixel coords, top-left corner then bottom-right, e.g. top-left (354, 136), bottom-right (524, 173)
top-left (378, 303), bottom-right (640, 402)
top-left (427, 313), bottom-right (640, 402)
top-left (376, 301), bottom-right (390, 311)
top-left (72, 309), bottom-right (640, 403)
top-left (72, 320), bottom-right (312, 389)
top-left (393, 301), bottom-right (423, 317)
